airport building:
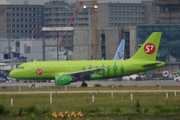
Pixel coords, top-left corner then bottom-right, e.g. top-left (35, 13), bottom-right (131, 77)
top-left (0, 0), bottom-right (180, 72)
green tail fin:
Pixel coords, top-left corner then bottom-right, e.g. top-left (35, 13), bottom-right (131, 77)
top-left (130, 32), bottom-right (162, 61)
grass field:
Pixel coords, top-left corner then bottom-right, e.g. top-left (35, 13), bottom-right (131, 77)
top-left (0, 86), bottom-right (180, 120)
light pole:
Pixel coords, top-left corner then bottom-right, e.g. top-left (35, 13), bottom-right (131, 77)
top-left (7, 9), bottom-right (13, 71)
top-left (83, 5), bottom-right (98, 60)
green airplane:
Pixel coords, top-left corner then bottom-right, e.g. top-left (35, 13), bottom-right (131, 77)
top-left (10, 32), bottom-right (165, 87)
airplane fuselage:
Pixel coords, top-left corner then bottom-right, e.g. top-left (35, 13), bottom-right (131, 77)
top-left (11, 59), bottom-right (165, 80)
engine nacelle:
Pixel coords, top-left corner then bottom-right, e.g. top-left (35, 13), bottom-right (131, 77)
top-left (55, 75), bottom-right (72, 85)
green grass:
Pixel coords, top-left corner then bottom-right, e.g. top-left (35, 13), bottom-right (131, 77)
top-left (0, 91), bottom-right (180, 119)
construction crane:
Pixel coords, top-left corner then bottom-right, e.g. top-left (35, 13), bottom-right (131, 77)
top-left (91, 0), bottom-right (98, 60)
top-left (58, 1), bottom-right (83, 45)
top-left (29, 28), bottom-right (36, 41)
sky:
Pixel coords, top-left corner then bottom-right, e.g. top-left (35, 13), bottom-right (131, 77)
top-left (5, 0), bottom-right (143, 5)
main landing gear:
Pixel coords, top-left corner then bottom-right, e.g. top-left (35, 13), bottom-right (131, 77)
top-left (81, 82), bottom-right (88, 87)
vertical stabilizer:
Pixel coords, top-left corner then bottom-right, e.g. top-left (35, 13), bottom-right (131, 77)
top-left (130, 32), bottom-right (162, 61)
top-left (113, 39), bottom-right (125, 60)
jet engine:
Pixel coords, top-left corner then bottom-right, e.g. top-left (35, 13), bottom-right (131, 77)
top-left (55, 75), bottom-right (72, 85)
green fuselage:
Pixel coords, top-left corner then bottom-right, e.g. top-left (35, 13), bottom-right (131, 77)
top-left (10, 59), bottom-right (165, 80)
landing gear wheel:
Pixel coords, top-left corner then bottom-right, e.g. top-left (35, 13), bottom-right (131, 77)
top-left (81, 82), bottom-right (88, 87)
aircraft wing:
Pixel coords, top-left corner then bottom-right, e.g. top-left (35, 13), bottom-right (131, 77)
top-left (142, 62), bottom-right (163, 67)
top-left (60, 68), bottom-right (105, 80)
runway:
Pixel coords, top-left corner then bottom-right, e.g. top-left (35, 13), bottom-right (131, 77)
top-left (0, 80), bottom-right (180, 88)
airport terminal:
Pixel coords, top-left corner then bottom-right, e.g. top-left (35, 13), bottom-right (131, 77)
top-left (0, 0), bottom-right (180, 81)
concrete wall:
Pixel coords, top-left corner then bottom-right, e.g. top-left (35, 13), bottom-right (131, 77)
top-left (73, 27), bottom-right (121, 60)
top-left (73, 27), bottom-right (89, 60)
top-left (98, 3), bottom-right (109, 27)
top-left (103, 27), bottom-right (120, 59)
top-left (129, 27), bottom-right (136, 57)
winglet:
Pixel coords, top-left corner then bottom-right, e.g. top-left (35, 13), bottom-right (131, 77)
top-left (113, 39), bottom-right (125, 60)
top-left (130, 32), bottom-right (162, 61)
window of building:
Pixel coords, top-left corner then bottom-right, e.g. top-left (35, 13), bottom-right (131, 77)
top-left (118, 6), bottom-right (121, 9)
top-left (109, 12), bottom-right (113, 15)
top-left (121, 6), bottom-right (125, 10)
top-left (130, 12), bottom-right (133, 15)
top-left (118, 12), bottom-right (121, 15)
top-left (114, 17), bottom-right (117, 21)
top-left (125, 6), bottom-right (129, 10)
top-left (134, 12), bottom-right (137, 15)
top-left (109, 23), bottom-right (113, 26)
top-left (122, 17), bottom-right (125, 21)
top-left (126, 23), bottom-right (129, 26)
top-left (126, 17), bottom-right (129, 21)
top-left (113, 6), bottom-right (117, 10)
top-left (113, 12), bottom-right (117, 15)
top-left (134, 18), bottom-right (137, 21)
top-left (126, 12), bottom-right (129, 15)
top-left (109, 17), bottom-right (113, 21)
top-left (130, 23), bottom-right (133, 26)
top-left (130, 6), bottom-right (133, 10)
top-left (33, 8), bottom-right (36, 11)
top-left (118, 17), bottom-right (121, 21)
top-left (133, 6), bottom-right (137, 10)
top-left (109, 6), bottom-right (113, 9)
top-left (114, 23), bottom-right (117, 26)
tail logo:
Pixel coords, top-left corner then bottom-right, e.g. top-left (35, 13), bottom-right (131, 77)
top-left (144, 43), bottom-right (156, 55)
top-left (118, 50), bottom-right (124, 59)
top-left (36, 69), bottom-right (42, 75)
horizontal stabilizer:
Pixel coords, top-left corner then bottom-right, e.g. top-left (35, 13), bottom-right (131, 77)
top-left (142, 62), bottom-right (163, 67)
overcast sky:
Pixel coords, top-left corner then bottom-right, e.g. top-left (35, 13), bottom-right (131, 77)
top-left (6, 0), bottom-right (143, 5)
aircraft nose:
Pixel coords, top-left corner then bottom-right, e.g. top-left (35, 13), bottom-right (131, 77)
top-left (9, 70), bottom-right (16, 78)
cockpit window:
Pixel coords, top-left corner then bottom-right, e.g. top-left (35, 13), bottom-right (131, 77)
top-left (17, 66), bottom-right (24, 69)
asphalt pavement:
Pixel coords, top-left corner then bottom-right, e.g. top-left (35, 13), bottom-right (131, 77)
top-left (0, 80), bottom-right (180, 88)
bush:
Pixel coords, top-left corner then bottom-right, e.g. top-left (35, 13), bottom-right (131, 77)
top-left (2, 86), bottom-right (7, 89)
top-left (23, 105), bottom-right (40, 115)
top-left (94, 84), bottom-right (102, 87)
top-left (18, 107), bottom-right (23, 116)
top-left (135, 99), bottom-right (141, 113)
top-left (0, 104), bottom-right (9, 115)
